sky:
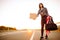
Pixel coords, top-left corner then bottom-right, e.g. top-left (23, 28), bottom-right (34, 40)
top-left (0, 0), bottom-right (60, 30)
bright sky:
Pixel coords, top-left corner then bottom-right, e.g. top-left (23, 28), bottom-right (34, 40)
top-left (0, 0), bottom-right (60, 30)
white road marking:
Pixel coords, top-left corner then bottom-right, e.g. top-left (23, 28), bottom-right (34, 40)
top-left (30, 32), bottom-right (35, 40)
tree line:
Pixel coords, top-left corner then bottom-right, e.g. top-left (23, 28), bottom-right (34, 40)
top-left (0, 26), bottom-right (16, 30)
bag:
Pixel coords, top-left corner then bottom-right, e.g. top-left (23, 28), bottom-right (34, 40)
top-left (46, 23), bottom-right (58, 31)
top-left (45, 16), bottom-right (58, 31)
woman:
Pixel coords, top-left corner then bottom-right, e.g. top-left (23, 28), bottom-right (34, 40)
top-left (37, 3), bottom-right (50, 40)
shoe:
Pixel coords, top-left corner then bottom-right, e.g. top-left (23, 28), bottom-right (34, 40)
top-left (40, 37), bottom-right (43, 40)
top-left (45, 35), bottom-right (48, 39)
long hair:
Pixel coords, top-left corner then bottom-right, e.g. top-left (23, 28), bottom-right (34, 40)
top-left (39, 3), bottom-right (44, 9)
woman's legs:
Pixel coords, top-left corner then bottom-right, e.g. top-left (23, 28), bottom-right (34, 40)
top-left (46, 30), bottom-right (50, 36)
top-left (40, 16), bottom-right (47, 39)
top-left (40, 21), bottom-right (44, 40)
top-left (45, 30), bottom-right (50, 39)
top-left (44, 24), bottom-right (50, 36)
top-left (44, 24), bottom-right (50, 39)
top-left (41, 21), bottom-right (44, 37)
top-left (41, 22), bottom-right (50, 39)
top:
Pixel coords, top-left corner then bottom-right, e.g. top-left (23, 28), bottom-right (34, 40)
top-left (37, 7), bottom-right (48, 17)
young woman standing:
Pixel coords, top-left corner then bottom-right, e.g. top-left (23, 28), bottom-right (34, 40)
top-left (37, 3), bottom-right (50, 40)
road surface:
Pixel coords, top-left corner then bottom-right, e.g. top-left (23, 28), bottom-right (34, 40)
top-left (0, 30), bottom-right (60, 40)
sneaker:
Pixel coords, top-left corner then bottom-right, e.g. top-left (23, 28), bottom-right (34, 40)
top-left (40, 37), bottom-right (43, 40)
top-left (45, 35), bottom-right (48, 39)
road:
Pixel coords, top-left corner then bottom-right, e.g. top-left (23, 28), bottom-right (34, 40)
top-left (0, 30), bottom-right (60, 40)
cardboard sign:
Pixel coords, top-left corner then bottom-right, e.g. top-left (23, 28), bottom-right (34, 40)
top-left (30, 13), bottom-right (37, 20)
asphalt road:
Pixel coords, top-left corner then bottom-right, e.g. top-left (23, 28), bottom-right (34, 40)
top-left (0, 30), bottom-right (60, 40)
